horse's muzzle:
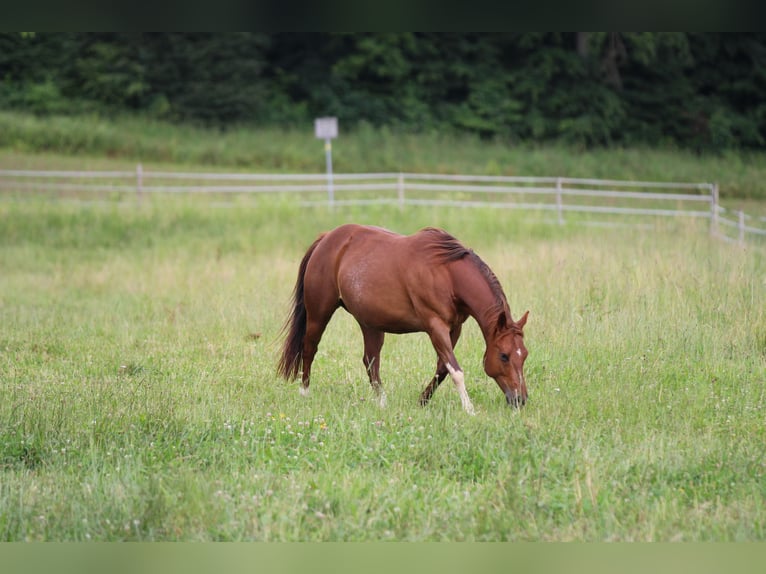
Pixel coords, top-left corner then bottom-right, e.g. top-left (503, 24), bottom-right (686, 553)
top-left (505, 390), bottom-right (527, 408)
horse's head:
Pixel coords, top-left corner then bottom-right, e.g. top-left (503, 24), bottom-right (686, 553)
top-left (484, 310), bottom-right (529, 408)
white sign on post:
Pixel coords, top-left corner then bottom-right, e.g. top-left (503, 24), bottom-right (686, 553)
top-left (314, 117), bottom-right (338, 206)
top-left (314, 117), bottom-right (338, 140)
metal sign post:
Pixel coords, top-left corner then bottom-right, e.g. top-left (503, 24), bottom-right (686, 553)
top-left (314, 117), bottom-right (338, 207)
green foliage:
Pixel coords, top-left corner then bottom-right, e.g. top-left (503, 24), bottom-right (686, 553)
top-left (73, 38), bottom-right (149, 108)
top-left (2, 33), bottom-right (766, 149)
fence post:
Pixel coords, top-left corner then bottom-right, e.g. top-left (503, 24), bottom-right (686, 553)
top-left (397, 173), bottom-right (405, 209)
top-left (556, 177), bottom-right (564, 225)
top-left (710, 183), bottom-right (719, 237)
top-left (136, 163), bottom-right (143, 206)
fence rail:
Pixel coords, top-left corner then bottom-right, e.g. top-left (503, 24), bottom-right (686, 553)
top-left (1, 167), bottom-right (764, 245)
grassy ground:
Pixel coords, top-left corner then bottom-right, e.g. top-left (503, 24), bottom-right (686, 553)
top-left (1, 197), bottom-right (764, 541)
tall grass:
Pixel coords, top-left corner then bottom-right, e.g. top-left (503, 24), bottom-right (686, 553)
top-left (1, 198), bottom-right (764, 541)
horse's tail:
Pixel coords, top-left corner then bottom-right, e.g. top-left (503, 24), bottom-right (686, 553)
top-left (277, 234), bottom-right (325, 380)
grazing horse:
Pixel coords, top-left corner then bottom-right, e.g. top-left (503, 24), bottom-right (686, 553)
top-left (277, 224), bottom-right (529, 413)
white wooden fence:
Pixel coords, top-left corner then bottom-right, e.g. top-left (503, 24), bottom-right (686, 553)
top-left (1, 167), bottom-right (765, 245)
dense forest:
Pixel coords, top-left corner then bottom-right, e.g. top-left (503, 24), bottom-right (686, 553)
top-left (2, 33), bottom-right (765, 150)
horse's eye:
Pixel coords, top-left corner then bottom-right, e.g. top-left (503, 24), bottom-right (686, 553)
top-left (500, 353), bottom-right (509, 363)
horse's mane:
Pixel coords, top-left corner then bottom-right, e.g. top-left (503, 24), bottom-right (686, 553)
top-left (419, 227), bottom-right (512, 325)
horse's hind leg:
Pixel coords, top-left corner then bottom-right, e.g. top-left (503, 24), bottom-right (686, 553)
top-left (300, 299), bottom-right (339, 396)
top-left (360, 326), bottom-right (386, 407)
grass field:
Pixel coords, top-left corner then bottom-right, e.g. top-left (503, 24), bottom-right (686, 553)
top-left (1, 194), bottom-right (764, 541)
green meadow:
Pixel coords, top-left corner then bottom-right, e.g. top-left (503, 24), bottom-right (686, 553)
top-left (1, 194), bottom-right (764, 541)
top-left (1, 114), bottom-right (765, 540)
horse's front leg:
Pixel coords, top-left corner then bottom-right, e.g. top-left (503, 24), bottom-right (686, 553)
top-left (424, 321), bottom-right (474, 415)
top-left (420, 322), bottom-right (463, 407)
top-left (419, 361), bottom-right (449, 406)
top-left (360, 325), bottom-right (387, 407)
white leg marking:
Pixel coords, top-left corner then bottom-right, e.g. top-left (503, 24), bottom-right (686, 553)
top-left (446, 364), bottom-right (475, 415)
top-left (299, 386), bottom-right (310, 397)
top-left (378, 390), bottom-right (388, 408)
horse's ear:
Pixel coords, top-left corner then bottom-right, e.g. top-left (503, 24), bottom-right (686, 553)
top-left (496, 311), bottom-right (508, 332)
top-left (516, 310), bottom-right (529, 329)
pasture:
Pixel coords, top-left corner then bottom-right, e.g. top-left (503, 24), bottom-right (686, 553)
top-left (1, 195), bottom-right (765, 541)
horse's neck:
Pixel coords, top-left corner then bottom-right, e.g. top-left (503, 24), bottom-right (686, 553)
top-left (451, 260), bottom-right (505, 340)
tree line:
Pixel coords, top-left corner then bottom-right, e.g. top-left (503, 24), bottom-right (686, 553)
top-left (2, 33), bottom-right (765, 150)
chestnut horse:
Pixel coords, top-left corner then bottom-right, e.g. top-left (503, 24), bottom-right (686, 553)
top-left (277, 224), bottom-right (529, 413)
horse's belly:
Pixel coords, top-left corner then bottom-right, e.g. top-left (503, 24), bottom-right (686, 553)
top-left (338, 271), bottom-right (422, 332)
top-left (340, 289), bottom-right (421, 331)
top-left (345, 301), bottom-right (422, 333)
